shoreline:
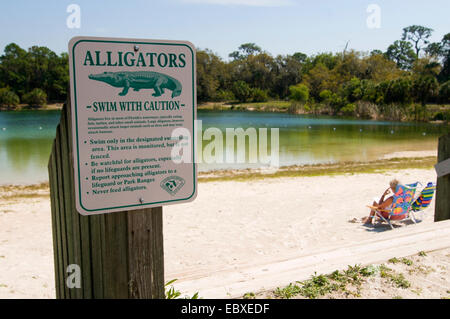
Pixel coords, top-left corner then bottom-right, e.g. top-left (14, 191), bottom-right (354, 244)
top-left (1, 102), bottom-right (448, 125)
top-left (0, 153), bottom-right (437, 192)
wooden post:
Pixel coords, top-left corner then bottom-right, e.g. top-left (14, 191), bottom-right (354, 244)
top-left (435, 133), bottom-right (450, 221)
top-left (48, 99), bottom-right (164, 298)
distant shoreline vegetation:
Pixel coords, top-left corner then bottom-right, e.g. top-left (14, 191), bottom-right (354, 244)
top-left (0, 25), bottom-right (449, 122)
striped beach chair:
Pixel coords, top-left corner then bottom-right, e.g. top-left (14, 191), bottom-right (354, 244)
top-left (409, 182), bottom-right (436, 221)
top-left (367, 182), bottom-right (418, 229)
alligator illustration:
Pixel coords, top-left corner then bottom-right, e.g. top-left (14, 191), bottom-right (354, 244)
top-left (88, 71), bottom-right (182, 98)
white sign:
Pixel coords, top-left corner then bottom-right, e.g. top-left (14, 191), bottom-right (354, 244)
top-left (435, 157), bottom-right (450, 178)
top-left (68, 36), bottom-right (197, 215)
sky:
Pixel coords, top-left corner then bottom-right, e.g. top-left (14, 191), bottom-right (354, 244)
top-left (0, 0), bottom-right (448, 60)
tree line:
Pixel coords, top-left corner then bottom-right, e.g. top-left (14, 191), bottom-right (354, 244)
top-left (0, 25), bottom-right (449, 121)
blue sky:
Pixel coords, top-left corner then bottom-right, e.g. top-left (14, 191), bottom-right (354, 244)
top-left (0, 0), bottom-right (448, 59)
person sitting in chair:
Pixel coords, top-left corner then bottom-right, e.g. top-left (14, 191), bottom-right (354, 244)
top-left (362, 179), bottom-right (400, 225)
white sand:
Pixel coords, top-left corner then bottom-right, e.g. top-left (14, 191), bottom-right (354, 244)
top-left (0, 167), bottom-right (440, 298)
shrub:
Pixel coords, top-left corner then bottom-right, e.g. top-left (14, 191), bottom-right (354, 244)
top-left (340, 103), bottom-right (356, 115)
top-left (0, 88), bottom-right (20, 108)
top-left (439, 80), bottom-right (450, 104)
top-left (289, 84), bottom-right (309, 103)
top-left (214, 89), bottom-right (235, 102)
top-left (319, 89), bottom-right (332, 102)
top-left (252, 88), bottom-right (269, 102)
top-left (232, 81), bottom-right (253, 102)
top-left (22, 88), bottom-right (47, 107)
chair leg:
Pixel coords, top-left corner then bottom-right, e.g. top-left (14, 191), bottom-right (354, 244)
top-left (375, 211), bottom-right (394, 229)
top-left (410, 212), bottom-right (417, 224)
top-left (387, 220), bottom-right (394, 229)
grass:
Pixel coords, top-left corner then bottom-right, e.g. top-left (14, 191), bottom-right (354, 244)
top-left (243, 292), bottom-right (256, 299)
top-left (198, 156), bottom-right (436, 182)
top-left (418, 251), bottom-right (427, 257)
top-left (273, 265), bottom-right (376, 299)
top-left (164, 279), bottom-right (200, 299)
top-left (0, 182), bottom-right (50, 201)
top-left (271, 261), bottom-right (418, 299)
top-left (390, 273), bottom-right (411, 289)
top-left (0, 157), bottom-right (436, 198)
top-left (388, 257), bottom-right (413, 266)
top-left (379, 263), bottom-right (412, 288)
top-left (198, 100), bottom-right (290, 112)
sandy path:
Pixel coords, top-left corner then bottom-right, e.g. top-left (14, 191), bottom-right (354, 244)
top-left (0, 168), bottom-right (439, 298)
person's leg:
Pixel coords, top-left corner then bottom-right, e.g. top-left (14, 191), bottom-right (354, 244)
top-left (362, 201), bottom-right (378, 224)
top-left (378, 196), bottom-right (393, 209)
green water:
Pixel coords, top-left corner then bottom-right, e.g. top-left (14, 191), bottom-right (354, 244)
top-left (0, 110), bottom-right (448, 184)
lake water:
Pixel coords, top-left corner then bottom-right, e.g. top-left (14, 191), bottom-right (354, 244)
top-left (0, 110), bottom-right (448, 185)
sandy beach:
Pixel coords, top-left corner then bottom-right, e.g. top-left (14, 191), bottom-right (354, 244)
top-left (1, 152), bottom-right (448, 298)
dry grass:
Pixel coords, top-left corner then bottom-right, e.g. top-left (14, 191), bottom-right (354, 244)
top-left (198, 156), bottom-right (437, 182)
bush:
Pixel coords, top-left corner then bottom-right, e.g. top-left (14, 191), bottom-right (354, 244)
top-left (289, 84), bottom-right (309, 103)
top-left (214, 90), bottom-right (235, 102)
top-left (22, 88), bottom-right (47, 107)
top-left (439, 80), bottom-right (450, 104)
top-left (340, 103), bottom-right (356, 115)
top-left (232, 81), bottom-right (253, 102)
top-left (0, 88), bottom-right (20, 108)
top-left (319, 89), bottom-right (332, 102)
top-left (252, 88), bottom-right (269, 102)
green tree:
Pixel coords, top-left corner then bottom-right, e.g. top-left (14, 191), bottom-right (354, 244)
top-left (402, 25), bottom-right (434, 57)
top-left (412, 75), bottom-right (439, 120)
top-left (22, 88), bottom-right (47, 107)
top-left (289, 84), bottom-right (309, 103)
top-left (385, 40), bottom-right (417, 70)
top-left (229, 43), bottom-right (262, 60)
top-left (272, 54), bottom-right (303, 98)
top-left (196, 49), bottom-right (224, 102)
top-left (0, 87), bottom-right (20, 109)
top-left (251, 88), bottom-right (269, 102)
top-left (439, 80), bottom-right (450, 103)
top-left (0, 43), bottom-right (30, 96)
top-left (438, 33), bottom-right (450, 82)
top-left (231, 80), bottom-right (253, 102)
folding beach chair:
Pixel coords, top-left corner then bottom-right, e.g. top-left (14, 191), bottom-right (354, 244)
top-left (367, 182), bottom-right (418, 229)
top-left (409, 182), bottom-right (436, 222)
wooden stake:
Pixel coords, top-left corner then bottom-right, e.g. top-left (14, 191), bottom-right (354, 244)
top-left (435, 133), bottom-right (450, 221)
top-left (48, 97), bottom-right (164, 298)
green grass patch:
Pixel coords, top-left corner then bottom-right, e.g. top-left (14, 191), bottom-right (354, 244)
top-left (389, 257), bottom-right (413, 266)
top-left (243, 292), bottom-right (256, 299)
top-left (199, 157), bottom-right (436, 182)
top-left (418, 251), bottom-right (427, 257)
top-left (273, 265), bottom-right (376, 299)
top-left (164, 279), bottom-right (200, 299)
top-left (390, 273), bottom-right (411, 289)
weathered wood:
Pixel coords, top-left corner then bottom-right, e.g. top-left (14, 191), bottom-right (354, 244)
top-left (128, 207), bottom-right (165, 298)
top-left (48, 96), bottom-right (164, 298)
top-left (48, 148), bottom-right (62, 299)
top-left (435, 133), bottom-right (450, 221)
top-left (54, 126), bottom-right (70, 298)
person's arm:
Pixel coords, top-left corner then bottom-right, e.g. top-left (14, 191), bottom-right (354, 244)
top-left (379, 188), bottom-right (391, 204)
top-left (378, 196), bottom-right (393, 209)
